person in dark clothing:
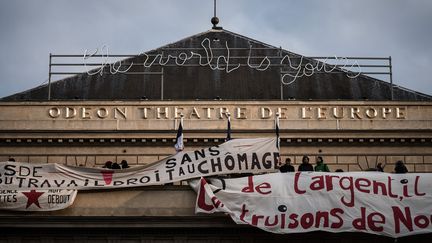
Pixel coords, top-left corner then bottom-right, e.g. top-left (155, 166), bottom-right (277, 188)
top-left (8, 157), bottom-right (15, 162)
top-left (279, 158), bottom-right (295, 173)
top-left (111, 162), bottom-right (121, 169)
top-left (314, 156), bottom-right (330, 172)
top-left (120, 160), bottom-right (130, 169)
top-left (103, 161), bottom-right (113, 169)
top-left (376, 162), bottom-right (384, 172)
top-left (394, 160), bottom-right (408, 174)
top-left (298, 156), bottom-right (313, 171)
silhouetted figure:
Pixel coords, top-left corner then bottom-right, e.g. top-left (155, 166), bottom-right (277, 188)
top-left (394, 160), bottom-right (408, 174)
top-left (121, 160), bottom-right (129, 169)
top-left (335, 169), bottom-right (344, 172)
top-left (8, 157), bottom-right (15, 162)
top-left (376, 162), bottom-right (384, 172)
top-left (279, 158), bottom-right (295, 173)
top-left (103, 161), bottom-right (113, 169)
top-left (298, 156), bottom-right (313, 171)
top-left (314, 156), bottom-right (330, 172)
top-left (111, 162), bottom-right (121, 169)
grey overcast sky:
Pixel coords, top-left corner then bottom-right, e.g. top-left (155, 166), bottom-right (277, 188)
top-left (0, 0), bottom-right (431, 98)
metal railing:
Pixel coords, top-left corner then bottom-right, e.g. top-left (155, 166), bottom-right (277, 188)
top-left (48, 48), bottom-right (392, 100)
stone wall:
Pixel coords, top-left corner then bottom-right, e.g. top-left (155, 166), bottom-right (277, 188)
top-left (1, 101), bottom-right (431, 173)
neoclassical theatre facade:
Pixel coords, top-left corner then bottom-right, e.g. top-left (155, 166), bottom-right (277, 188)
top-left (0, 27), bottom-right (431, 242)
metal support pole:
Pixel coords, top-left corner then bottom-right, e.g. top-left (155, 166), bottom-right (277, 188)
top-left (161, 67), bottom-right (164, 100)
top-left (279, 47), bottom-right (283, 100)
top-left (48, 53), bottom-right (52, 100)
top-left (389, 56), bottom-right (393, 100)
top-left (214, 0), bottom-right (216, 18)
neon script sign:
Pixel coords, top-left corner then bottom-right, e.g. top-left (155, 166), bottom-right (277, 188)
top-left (83, 38), bottom-right (362, 85)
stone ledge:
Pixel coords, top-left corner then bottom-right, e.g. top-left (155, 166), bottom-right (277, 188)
top-left (0, 215), bottom-right (236, 228)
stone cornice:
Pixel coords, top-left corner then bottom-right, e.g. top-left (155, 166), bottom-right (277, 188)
top-left (1, 137), bottom-right (431, 147)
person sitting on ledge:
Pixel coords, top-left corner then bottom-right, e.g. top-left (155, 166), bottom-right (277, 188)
top-left (279, 158), bottom-right (295, 173)
top-left (298, 156), bottom-right (313, 171)
top-left (394, 160), bottom-right (408, 174)
top-left (314, 156), bottom-right (330, 172)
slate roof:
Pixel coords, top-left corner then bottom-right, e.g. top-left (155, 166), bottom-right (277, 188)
top-left (2, 29), bottom-right (431, 101)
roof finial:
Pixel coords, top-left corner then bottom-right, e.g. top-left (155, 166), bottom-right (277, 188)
top-left (211, 0), bottom-right (222, 29)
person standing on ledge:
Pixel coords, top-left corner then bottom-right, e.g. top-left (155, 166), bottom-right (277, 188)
top-left (376, 162), bottom-right (384, 172)
top-left (298, 156), bottom-right (314, 171)
top-left (394, 160), bottom-right (408, 174)
top-left (314, 156), bottom-right (330, 172)
top-left (279, 158), bottom-right (295, 172)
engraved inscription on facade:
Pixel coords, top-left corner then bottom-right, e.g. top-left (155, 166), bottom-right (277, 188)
top-left (47, 106), bottom-right (407, 120)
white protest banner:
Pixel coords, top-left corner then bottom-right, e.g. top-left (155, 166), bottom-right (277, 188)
top-left (0, 138), bottom-right (278, 191)
top-left (0, 189), bottom-right (77, 211)
top-left (191, 172), bottom-right (432, 237)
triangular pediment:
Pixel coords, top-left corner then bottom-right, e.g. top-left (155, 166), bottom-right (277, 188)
top-left (2, 29), bottom-right (431, 101)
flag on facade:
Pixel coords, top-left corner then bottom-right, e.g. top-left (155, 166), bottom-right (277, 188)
top-left (226, 113), bottom-right (231, 141)
top-left (275, 113), bottom-right (280, 150)
top-left (174, 116), bottom-right (184, 152)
